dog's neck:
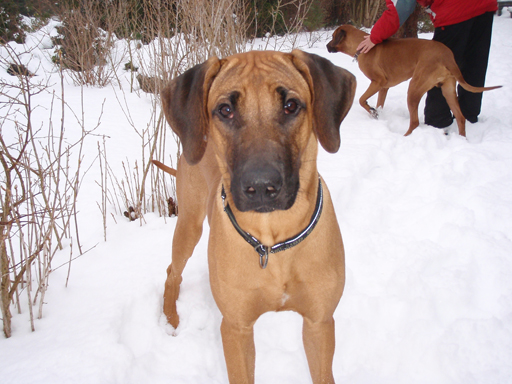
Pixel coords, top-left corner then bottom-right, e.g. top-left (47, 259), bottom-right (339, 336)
top-left (345, 29), bottom-right (369, 57)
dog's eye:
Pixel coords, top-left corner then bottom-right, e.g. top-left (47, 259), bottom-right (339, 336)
top-left (284, 99), bottom-right (300, 115)
top-left (218, 104), bottom-right (234, 119)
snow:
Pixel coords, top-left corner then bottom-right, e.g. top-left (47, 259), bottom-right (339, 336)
top-left (1, 13), bottom-right (512, 384)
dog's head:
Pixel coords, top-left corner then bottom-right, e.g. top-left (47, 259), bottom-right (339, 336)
top-left (326, 25), bottom-right (358, 55)
top-left (161, 50), bottom-right (355, 213)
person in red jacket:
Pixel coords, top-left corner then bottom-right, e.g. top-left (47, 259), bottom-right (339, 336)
top-left (357, 0), bottom-right (498, 129)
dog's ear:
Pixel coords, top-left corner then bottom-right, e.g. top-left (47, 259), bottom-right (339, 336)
top-left (333, 27), bottom-right (347, 46)
top-left (161, 56), bottom-right (222, 165)
top-left (291, 50), bottom-right (356, 153)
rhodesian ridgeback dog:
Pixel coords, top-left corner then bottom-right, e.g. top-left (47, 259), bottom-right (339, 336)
top-left (159, 50), bottom-right (356, 383)
top-left (326, 24), bottom-right (501, 137)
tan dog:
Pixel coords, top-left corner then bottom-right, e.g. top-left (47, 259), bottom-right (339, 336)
top-left (159, 50), bottom-right (356, 384)
top-left (326, 24), bottom-right (501, 137)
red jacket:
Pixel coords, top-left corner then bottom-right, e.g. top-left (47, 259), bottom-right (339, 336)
top-left (370, 0), bottom-right (498, 44)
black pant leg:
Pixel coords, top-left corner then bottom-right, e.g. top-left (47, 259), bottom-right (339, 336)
top-left (457, 11), bottom-right (494, 122)
top-left (424, 88), bottom-right (453, 128)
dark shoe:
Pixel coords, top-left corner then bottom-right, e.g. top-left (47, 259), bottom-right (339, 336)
top-left (425, 115), bottom-right (454, 129)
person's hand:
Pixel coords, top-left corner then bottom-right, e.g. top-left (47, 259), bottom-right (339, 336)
top-left (357, 35), bottom-right (376, 54)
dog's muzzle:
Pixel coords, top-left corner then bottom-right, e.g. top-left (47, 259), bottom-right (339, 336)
top-left (231, 158), bottom-right (299, 213)
top-left (326, 43), bottom-right (337, 53)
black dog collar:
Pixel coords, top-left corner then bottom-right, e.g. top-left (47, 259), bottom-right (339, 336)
top-left (221, 178), bottom-right (323, 269)
top-left (353, 49), bottom-right (362, 62)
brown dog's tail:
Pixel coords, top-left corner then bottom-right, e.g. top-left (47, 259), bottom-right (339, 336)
top-left (459, 81), bottom-right (502, 93)
top-left (151, 160), bottom-right (177, 177)
top-left (446, 60), bottom-right (502, 93)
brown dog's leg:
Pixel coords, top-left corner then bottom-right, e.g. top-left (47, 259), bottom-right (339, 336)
top-left (440, 78), bottom-right (466, 137)
top-left (221, 319), bottom-right (256, 384)
top-left (163, 161), bottom-right (207, 329)
top-left (376, 88), bottom-right (389, 109)
top-left (359, 81), bottom-right (383, 118)
top-left (404, 74), bottom-right (434, 136)
top-left (163, 217), bottom-right (205, 328)
top-left (404, 91), bottom-right (422, 136)
top-left (303, 317), bottom-right (336, 384)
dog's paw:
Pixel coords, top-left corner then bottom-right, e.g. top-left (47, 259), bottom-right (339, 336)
top-left (370, 107), bottom-right (379, 119)
top-left (160, 313), bottom-right (179, 336)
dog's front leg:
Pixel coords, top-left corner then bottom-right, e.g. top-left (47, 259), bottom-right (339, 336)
top-left (221, 318), bottom-right (256, 384)
top-left (303, 317), bottom-right (336, 384)
top-left (163, 160), bottom-right (208, 329)
top-left (359, 81), bottom-right (382, 119)
top-left (163, 215), bottom-right (204, 328)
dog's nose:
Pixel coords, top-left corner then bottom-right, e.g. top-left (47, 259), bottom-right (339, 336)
top-left (241, 167), bottom-right (283, 204)
top-left (231, 153), bottom-right (298, 213)
top-left (326, 43), bottom-right (335, 53)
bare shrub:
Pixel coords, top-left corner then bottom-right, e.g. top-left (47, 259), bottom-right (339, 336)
top-left (247, 0), bottom-right (322, 51)
top-left (52, 0), bottom-right (126, 87)
top-left (0, 45), bottom-right (96, 338)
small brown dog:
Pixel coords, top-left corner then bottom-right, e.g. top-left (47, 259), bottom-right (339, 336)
top-left (326, 24), bottom-right (501, 137)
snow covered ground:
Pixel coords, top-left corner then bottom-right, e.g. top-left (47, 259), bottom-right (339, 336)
top-left (1, 12), bottom-right (512, 384)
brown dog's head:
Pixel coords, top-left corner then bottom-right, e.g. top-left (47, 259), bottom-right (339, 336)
top-left (326, 27), bottom-right (346, 53)
top-left (161, 50), bottom-right (355, 213)
top-left (326, 25), bottom-right (362, 56)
